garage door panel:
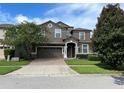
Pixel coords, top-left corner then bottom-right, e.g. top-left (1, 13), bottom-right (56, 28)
top-left (37, 47), bottom-right (63, 58)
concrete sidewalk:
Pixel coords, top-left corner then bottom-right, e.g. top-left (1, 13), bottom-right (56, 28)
top-left (0, 74), bottom-right (124, 89)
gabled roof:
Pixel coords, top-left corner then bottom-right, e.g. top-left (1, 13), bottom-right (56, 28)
top-left (41, 20), bottom-right (74, 29)
top-left (0, 24), bottom-right (13, 28)
top-left (40, 20), bottom-right (62, 28)
top-left (40, 20), bottom-right (56, 26)
top-left (57, 21), bottom-right (73, 28)
top-left (72, 28), bottom-right (92, 31)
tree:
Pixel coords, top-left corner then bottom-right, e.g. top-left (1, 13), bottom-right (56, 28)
top-left (92, 4), bottom-right (124, 69)
top-left (4, 21), bottom-right (49, 59)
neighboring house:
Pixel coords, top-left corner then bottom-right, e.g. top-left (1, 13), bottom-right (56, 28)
top-left (0, 21), bottom-right (93, 59)
top-left (0, 24), bottom-right (13, 48)
top-left (32, 20), bottom-right (93, 58)
top-left (0, 24), bottom-right (12, 59)
top-left (0, 24), bottom-right (6, 48)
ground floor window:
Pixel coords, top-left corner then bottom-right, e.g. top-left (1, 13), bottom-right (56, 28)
top-left (78, 47), bottom-right (82, 53)
top-left (82, 44), bottom-right (89, 54)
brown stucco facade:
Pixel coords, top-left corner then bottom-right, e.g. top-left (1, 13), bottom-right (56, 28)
top-left (33, 20), bottom-right (93, 58)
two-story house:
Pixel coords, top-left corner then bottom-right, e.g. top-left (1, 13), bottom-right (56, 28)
top-left (0, 20), bottom-right (93, 59)
top-left (31, 20), bottom-right (93, 59)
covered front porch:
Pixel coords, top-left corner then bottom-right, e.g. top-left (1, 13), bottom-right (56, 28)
top-left (63, 36), bottom-right (91, 59)
top-left (63, 36), bottom-right (78, 59)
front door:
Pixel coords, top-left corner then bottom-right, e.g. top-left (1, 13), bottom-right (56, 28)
top-left (67, 43), bottom-right (75, 58)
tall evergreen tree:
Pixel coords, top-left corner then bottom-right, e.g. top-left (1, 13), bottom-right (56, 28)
top-left (92, 4), bottom-right (124, 69)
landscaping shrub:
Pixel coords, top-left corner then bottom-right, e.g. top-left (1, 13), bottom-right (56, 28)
top-left (4, 49), bottom-right (15, 60)
top-left (88, 54), bottom-right (101, 61)
top-left (76, 54), bottom-right (88, 59)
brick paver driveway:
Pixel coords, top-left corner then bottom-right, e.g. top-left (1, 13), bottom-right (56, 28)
top-left (8, 58), bottom-right (78, 76)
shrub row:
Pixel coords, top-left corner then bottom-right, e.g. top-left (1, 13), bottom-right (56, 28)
top-left (4, 48), bottom-right (15, 60)
top-left (76, 54), bottom-right (101, 61)
top-left (88, 54), bottom-right (101, 61)
top-left (76, 54), bottom-right (88, 59)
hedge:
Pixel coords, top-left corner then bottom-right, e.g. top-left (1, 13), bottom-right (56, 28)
top-left (76, 54), bottom-right (88, 59)
top-left (4, 49), bottom-right (15, 60)
top-left (88, 54), bottom-right (101, 61)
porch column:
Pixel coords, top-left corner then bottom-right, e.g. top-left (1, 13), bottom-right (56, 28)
top-left (75, 44), bottom-right (78, 58)
top-left (64, 45), bottom-right (67, 58)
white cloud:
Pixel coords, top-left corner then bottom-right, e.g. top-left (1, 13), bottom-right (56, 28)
top-left (15, 14), bottom-right (29, 23)
top-left (16, 4), bottom-right (122, 29)
top-left (46, 4), bottom-right (101, 15)
top-left (15, 14), bottom-right (59, 24)
top-left (31, 17), bottom-right (59, 24)
top-left (14, 4), bottom-right (101, 29)
top-left (1, 3), bottom-right (124, 30)
top-left (45, 4), bottom-right (107, 29)
top-left (46, 4), bottom-right (85, 15)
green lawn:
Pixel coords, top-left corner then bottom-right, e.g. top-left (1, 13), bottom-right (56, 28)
top-left (71, 66), bottom-right (117, 74)
top-left (0, 60), bottom-right (30, 66)
top-left (0, 60), bottom-right (30, 75)
top-left (0, 67), bottom-right (21, 75)
top-left (65, 59), bottom-right (100, 65)
top-left (66, 59), bottom-right (124, 74)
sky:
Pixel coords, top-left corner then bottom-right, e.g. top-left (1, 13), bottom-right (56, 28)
top-left (0, 3), bottom-right (124, 30)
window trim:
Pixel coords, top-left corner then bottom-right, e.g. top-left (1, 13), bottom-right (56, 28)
top-left (82, 44), bottom-right (89, 54)
top-left (54, 29), bottom-right (62, 38)
top-left (79, 32), bottom-right (85, 40)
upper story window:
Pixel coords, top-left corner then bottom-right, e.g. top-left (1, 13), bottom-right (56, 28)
top-left (79, 32), bottom-right (85, 40)
top-left (55, 29), bottom-right (62, 38)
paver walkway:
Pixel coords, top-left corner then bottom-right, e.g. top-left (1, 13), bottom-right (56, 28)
top-left (8, 58), bottom-right (78, 76)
